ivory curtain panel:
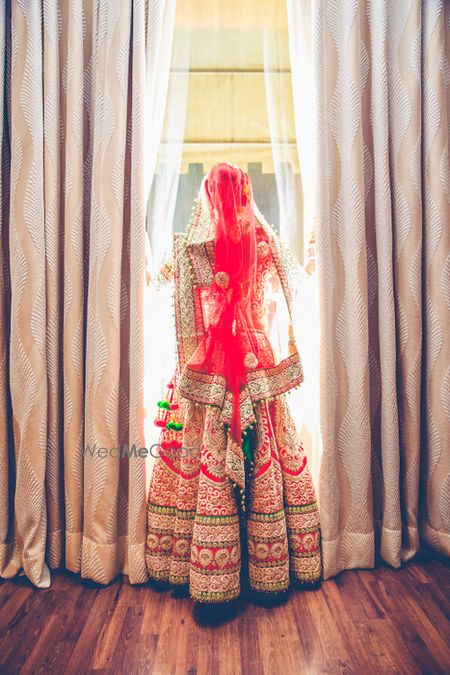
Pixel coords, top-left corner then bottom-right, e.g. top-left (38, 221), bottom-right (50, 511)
top-left (0, 0), bottom-right (175, 587)
top-left (288, 0), bottom-right (450, 580)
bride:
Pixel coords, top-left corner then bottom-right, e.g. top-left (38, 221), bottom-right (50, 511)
top-left (146, 162), bottom-right (322, 607)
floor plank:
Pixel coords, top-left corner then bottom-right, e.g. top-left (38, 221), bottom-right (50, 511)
top-left (0, 552), bottom-right (448, 674)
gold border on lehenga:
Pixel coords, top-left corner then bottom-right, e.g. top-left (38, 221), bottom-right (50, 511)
top-left (178, 352), bottom-right (304, 419)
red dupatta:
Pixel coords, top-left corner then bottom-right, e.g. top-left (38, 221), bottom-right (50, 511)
top-left (187, 163), bottom-right (261, 447)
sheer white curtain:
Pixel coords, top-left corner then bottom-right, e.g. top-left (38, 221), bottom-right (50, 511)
top-left (285, 1), bottom-right (317, 246)
top-left (144, 27), bottom-right (190, 467)
top-left (144, 1), bottom-right (177, 200)
top-left (262, 28), bottom-right (302, 258)
top-left (145, 32), bottom-right (190, 272)
top-left (263, 14), bottom-right (322, 487)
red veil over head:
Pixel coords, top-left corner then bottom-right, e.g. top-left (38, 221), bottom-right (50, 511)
top-left (188, 163), bottom-right (268, 445)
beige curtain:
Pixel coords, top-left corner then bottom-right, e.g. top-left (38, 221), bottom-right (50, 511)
top-left (288, 0), bottom-right (450, 580)
top-left (0, 0), bottom-right (174, 587)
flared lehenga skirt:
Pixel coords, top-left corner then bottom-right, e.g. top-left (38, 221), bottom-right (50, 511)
top-left (146, 383), bottom-right (322, 604)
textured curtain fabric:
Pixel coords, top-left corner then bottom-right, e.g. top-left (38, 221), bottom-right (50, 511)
top-left (288, 0), bottom-right (450, 580)
top-left (0, 0), bottom-right (175, 587)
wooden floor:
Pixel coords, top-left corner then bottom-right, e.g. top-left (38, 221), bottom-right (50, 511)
top-left (0, 552), bottom-right (449, 674)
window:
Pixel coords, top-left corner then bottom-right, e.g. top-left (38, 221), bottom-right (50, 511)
top-left (146, 0), bottom-right (303, 262)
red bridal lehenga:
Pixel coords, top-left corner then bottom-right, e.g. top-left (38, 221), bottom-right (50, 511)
top-left (146, 163), bottom-right (322, 603)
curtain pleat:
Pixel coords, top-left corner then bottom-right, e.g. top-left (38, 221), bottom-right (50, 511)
top-left (288, 0), bottom-right (450, 580)
top-left (0, 0), bottom-right (16, 582)
top-left (60, 0), bottom-right (90, 578)
top-left (9, 0), bottom-right (50, 587)
top-left (421, 1), bottom-right (450, 556)
top-left (0, 0), bottom-right (175, 587)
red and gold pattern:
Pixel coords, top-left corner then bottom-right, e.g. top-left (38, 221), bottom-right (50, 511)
top-left (146, 387), bottom-right (322, 602)
top-left (146, 169), bottom-right (322, 603)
